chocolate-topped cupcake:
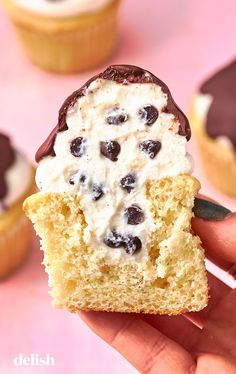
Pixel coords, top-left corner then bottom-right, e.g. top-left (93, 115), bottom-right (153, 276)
top-left (3, 0), bottom-right (121, 73)
top-left (24, 65), bottom-right (208, 315)
top-left (0, 131), bottom-right (35, 278)
top-left (190, 60), bottom-right (236, 197)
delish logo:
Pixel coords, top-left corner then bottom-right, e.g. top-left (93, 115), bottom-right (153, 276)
top-left (13, 353), bottom-right (55, 367)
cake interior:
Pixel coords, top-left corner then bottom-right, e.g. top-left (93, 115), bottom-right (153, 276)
top-left (24, 174), bottom-right (208, 315)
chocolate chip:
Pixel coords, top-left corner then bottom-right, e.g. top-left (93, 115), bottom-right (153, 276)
top-left (79, 174), bottom-right (86, 184)
top-left (139, 140), bottom-right (161, 159)
top-left (70, 137), bottom-right (87, 157)
top-left (106, 108), bottom-right (128, 125)
top-left (124, 205), bottom-right (145, 225)
top-left (100, 141), bottom-right (121, 161)
top-left (69, 176), bottom-right (76, 185)
top-left (91, 183), bottom-right (104, 201)
top-left (138, 105), bottom-right (159, 125)
top-left (104, 230), bottom-right (124, 248)
top-left (124, 235), bottom-right (142, 255)
top-left (69, 170), bottom-right (79, 185)
top-left (120, 172), bottom-right (137, 193)
top-left (103, 231), bottom-right (142, 255)
top-left (69, 171), bottom-right (87, 186)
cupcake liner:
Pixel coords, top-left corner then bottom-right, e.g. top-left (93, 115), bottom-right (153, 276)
top-left (190, 101), bottom-right (236, 198)
top-left (0, 169), bottom-right (36, 278)
top-left (196, 136), bottom-right (236, 198)
top-left (0, 211), bottom-right (33, 278)
top-left (3, 0), bottom-right (121, 74)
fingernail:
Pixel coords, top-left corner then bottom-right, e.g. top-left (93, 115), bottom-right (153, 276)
top-left (193, 197), bottom-right (232, 221)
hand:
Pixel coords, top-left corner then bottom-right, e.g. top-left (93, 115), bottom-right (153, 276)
top-left (79, 207), bottom-right (236, 374)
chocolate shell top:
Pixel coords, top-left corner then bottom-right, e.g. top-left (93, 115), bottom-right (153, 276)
top-left (200, 60), bottom-right (236, 150)
top-left (0, 133), bottom-right (15, 201)
top-left (35, 65), bottom-right (191, 162)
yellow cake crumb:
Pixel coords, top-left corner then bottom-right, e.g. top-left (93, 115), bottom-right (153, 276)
top-left (23, 175), bottom-right (208, 315)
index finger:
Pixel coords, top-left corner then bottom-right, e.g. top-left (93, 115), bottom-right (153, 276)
top-left (79, 311), bottom-right (195, 374)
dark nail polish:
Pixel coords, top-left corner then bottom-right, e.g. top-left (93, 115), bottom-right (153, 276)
top-left (193, 198), bottom-right (232, 221)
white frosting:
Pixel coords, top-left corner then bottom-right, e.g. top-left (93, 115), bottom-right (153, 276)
top-left (194, 93), bottom-right (234, 150)
top-left (36, 79), bottom-right (192, 263)
top-left (1, 152), bottom-right (32, 214)
top-left (14, 0), bottom-right (112, 17)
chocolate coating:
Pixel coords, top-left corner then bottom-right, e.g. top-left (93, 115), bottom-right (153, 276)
top-left (35, 65), bottom-right (191, 162)
top-left (0, 133), bottom-right (15, 202)
top-left (200, 60), bottom-right (236, 150)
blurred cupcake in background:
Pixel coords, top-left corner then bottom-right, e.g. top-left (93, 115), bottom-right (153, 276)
top-left (3, 0), bottom-right (121, 74)
top-left (0, 132), bottom-right (35, 278)
top-left (190, 60), bottom-right (236, 198)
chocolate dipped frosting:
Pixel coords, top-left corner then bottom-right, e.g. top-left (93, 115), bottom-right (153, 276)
top-left (200, 60), bottom-right (236, 150)
top-left (35, 64), bottom-right (192, 257)
top-left (0, 133), bottom-right (15, 202)
top-left (36, 65), bottom-right (191, 162)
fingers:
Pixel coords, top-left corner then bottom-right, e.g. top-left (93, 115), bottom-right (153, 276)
top-left (79, 311), bottom-right (196, 374)
top-left (196, 353), bottom-right (236, 373)
top-left (193, 289), bottom-right (236, 357)
top-left (208, 288), bottom-right (236, 326)
top-left (228, 264), bottom-right (236, 279)
top-left (192, 212), bottom-right (236, 264)
top-left (142, 314), bottom-right (201, 351)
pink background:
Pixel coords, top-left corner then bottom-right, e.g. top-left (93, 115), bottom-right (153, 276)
top-left (0, 0), bottom-right (236, 373)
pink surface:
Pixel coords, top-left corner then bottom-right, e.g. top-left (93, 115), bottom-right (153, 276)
top-left (0, 1), bottom-right (236, 373)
